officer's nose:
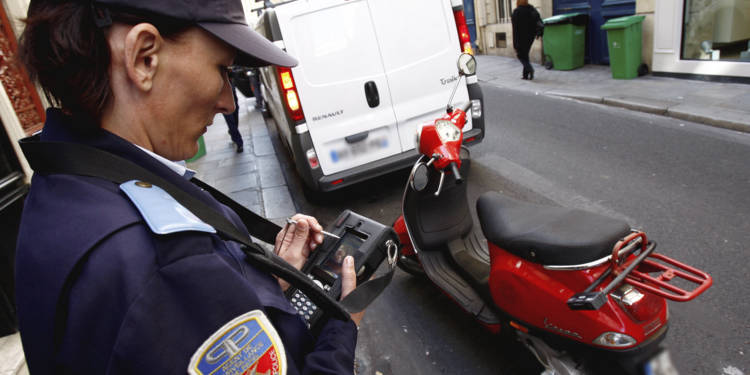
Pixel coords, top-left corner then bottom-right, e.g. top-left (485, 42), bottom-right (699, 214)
top-left (217, 79), bottom-right (236, 115)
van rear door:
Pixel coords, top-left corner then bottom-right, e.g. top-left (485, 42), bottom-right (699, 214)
top-left (368, 0), bottom-right (473, 152)
top-left (275, 0), bottom-right (401, 175)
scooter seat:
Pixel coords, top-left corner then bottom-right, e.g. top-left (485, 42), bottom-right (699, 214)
top-left (476, 192), bottom-right (631, 266)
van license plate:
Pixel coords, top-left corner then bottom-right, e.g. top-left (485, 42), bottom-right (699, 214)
top-left (330, 137), bottom-right (388, 163)
top-left (643, 350), bottom-right (677, 375)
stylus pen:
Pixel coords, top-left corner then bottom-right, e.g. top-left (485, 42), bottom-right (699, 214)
top-left (287, 218), bottom-right (341, 239)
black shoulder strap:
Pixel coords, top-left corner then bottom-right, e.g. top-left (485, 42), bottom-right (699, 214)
top-left (19, 137), bottom-right (351, 321)
top-left (191, 178), bottom-right (281, 244)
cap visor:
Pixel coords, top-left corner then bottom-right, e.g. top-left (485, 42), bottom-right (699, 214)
top-left (199, 22), bottom-right (297, 68)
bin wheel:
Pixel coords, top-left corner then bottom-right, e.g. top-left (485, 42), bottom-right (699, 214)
top-left (544, 57), bottom-right (554, 70)
top-left (638, 63), bottom-right (649, 77)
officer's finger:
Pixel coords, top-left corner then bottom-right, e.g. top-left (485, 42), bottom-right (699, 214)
top-left (293, 214), bottom-right (324, 245)
top-left (289, 218), bottom-right (310, 254)
top-left (340, 256), bottom-right (357, 298)
top-left (340, 256), bottom-right (364, 325)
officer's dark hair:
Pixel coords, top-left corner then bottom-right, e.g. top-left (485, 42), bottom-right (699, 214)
top-left (19, 2), bottom-right (192, 129)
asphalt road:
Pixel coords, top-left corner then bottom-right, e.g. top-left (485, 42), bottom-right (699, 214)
top-left (271, 84), bottom-right (750, 375)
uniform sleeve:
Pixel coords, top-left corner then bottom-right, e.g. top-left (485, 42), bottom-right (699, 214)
top-left (105, 251), bottom-right (277, 373)
top-left (102, 232), bottom-right (358, 374)
top-left (303, 319), bottom-right (358, 375)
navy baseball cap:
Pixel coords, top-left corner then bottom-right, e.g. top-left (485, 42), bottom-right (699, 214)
top-left (34, 0), bottom-right (297, 67)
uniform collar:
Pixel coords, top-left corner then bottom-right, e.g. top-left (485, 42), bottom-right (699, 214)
top-left (135, 145), bottom-right (196, 180)
top-left (40, 108), bottom-right (201, 194)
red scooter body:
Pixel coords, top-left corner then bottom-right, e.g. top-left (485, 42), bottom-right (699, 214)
top-left (488, 245), bottom-right (667, 349)
top-left (394, 64), bottom-right (712, 373)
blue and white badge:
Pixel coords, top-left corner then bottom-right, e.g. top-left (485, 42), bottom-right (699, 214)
top-left (188, 310), bottom-right (286, 375)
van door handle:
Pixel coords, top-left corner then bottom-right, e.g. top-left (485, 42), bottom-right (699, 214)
top-left (364, 81), bottom-right (380, 108)
top-left (345, 131), bottom-right (369, 144)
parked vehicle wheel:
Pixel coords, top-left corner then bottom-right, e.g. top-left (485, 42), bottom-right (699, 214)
top-left (544, 57), bottom-right (554, 70)
top-left (397, 252), bottom-right (427, 278)
top-left (638, 63), bottom-right (649, 77)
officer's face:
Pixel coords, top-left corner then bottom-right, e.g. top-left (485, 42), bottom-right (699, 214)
top-left (150, 28), bottom-right (237, 161)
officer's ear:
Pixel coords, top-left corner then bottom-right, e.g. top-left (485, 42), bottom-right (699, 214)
top-left (123, 23), bottom-right (162, 92)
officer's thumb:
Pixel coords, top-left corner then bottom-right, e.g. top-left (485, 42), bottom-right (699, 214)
top-left (340, 256), bottom-right (364, 325)
top-left (340, 256), bottom-right (356, 298)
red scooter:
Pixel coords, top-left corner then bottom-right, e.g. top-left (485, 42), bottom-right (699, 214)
top-left (393, 54), bottom-right (712, 375)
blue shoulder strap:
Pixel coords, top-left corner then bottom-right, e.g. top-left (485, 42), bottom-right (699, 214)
top-left (119, 180), bottom-right (216, 235)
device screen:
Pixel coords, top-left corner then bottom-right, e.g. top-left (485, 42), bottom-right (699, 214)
top-left (319, 230), bottom-right (365, 278)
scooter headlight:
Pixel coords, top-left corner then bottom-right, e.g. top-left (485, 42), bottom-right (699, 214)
top-left (435, 120), bottom-right (460, 143)
top-left (593, 332), bottom-right (637, 348)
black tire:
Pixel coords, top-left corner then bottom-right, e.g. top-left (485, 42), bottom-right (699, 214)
top-left (544, 57), bottom-right (554, 70)
top-left (637, 63), bottom-right (649, 77)
top-left (397, 253), bottom-right (427, 278)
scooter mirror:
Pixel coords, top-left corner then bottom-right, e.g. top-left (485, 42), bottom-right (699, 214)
top-left (411, 163), bottom-right (430, 192)
top-left (457, 53), bottom-right (476, 76)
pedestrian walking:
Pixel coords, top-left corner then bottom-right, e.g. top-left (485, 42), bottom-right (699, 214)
top-left (249, 67), bottom-right (265, 111)
top-left (224, 81), bottom-right (244, 153)
top-left (15, 0), bottom-right (364, 373)
top-left (512, 0), bottom-right (544, 80)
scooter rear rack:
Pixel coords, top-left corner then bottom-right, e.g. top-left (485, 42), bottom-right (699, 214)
top-left (567, 231), bottom-right (713, 310)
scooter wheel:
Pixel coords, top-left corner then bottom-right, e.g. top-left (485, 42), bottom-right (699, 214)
top-left (397, 254), bottom-right (427, 278)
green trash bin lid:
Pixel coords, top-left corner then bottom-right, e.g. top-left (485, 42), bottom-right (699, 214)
top-left (601, 15), bottom-right (645, 30)
top-left (543, 12), bottom-right (587, 26)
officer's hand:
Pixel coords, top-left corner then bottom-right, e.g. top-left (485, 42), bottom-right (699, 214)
top-left (274, 214), bottom-right (324, 290)
top-left (340, 255), bottom-right (364, 325)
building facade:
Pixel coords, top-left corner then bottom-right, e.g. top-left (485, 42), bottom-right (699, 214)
top-left (473, 0), bottom-right (750, 80)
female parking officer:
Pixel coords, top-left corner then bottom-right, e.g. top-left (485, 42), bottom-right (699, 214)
top-left (15, 0), bottom-right (362, 373)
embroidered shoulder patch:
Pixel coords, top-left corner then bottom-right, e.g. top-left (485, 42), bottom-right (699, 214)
top-left (188, 310), bottom-right (287, 375)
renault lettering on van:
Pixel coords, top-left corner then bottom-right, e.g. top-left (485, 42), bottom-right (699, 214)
top-left (312, 110), bottom-right (344, 122)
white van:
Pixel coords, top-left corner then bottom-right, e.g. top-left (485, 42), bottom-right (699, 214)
top-left (255, 0), bottom-right (485, 192)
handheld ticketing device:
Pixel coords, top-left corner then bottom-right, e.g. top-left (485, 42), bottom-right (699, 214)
top-left (285, 210), bottom-right (397, 332)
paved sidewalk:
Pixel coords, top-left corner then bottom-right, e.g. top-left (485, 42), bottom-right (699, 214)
top-left (476, 54), bottom-right (750, 133)
top-left (187, 92), bottom-right (297, 226)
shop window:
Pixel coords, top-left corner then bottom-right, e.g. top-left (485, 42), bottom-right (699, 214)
top-left (682, 0), bottom-right (750, 62)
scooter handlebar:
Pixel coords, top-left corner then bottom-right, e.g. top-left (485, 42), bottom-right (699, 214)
top-left (450, 162), bottom-right (462, 184)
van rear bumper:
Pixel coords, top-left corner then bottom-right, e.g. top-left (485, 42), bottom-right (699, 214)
top-left (316, 150), bottom-right (421, 192)
top-left (314, 127), bottom-right (484, 192)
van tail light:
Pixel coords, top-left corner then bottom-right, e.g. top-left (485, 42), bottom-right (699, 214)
top-left (453, 8), bottom-right (473, 55)
top-left (305, 148), bottom-right (320, 169)
top-left (277, 67), bottom-right (305, 122)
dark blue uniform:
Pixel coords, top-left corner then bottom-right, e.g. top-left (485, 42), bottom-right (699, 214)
top-left (15, 109), bottom-right (357, 374)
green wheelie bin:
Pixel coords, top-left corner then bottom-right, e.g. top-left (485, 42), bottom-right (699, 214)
top-left (186, 135), bottom-right (207, 162)
top-left (601, 15), bottom-right (646, 79)
top-left (542, 13), bottom-right (588, 70)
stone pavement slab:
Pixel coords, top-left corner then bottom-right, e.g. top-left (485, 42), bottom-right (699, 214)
top-left (476, 54), bottom-right (750, 133)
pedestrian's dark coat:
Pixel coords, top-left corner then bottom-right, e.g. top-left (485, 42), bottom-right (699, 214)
top-left (15, 108), bottom-right (357, 374)
top-left (512, 5), bottom-right (543, 52)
